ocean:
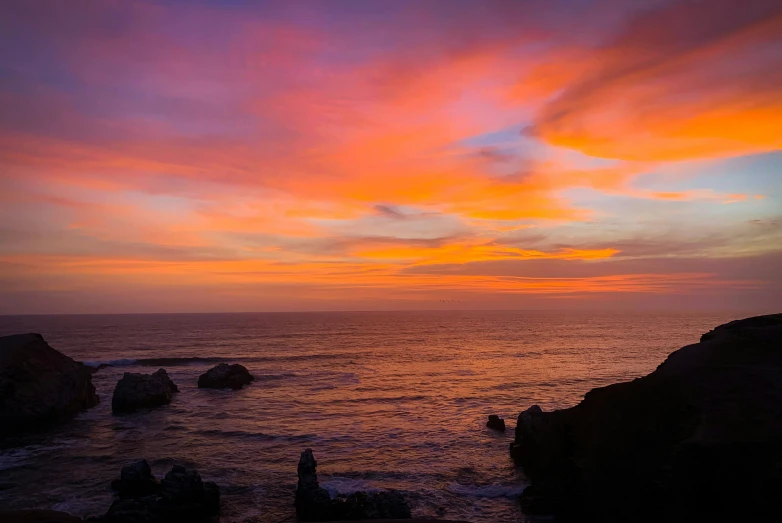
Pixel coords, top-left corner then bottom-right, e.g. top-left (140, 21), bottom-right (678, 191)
top-left (0, 311), bottom-right (742, 522)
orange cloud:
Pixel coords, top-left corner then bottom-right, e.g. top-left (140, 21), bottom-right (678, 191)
top-left (1, 0), bottom-right (781, 312)
top-left (524, 1), bottom-right (782, 161)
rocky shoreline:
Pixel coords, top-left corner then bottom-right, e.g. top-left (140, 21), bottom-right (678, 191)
top-left (510, 313), bottom-right (782, 521)
top-left (2, 314), bottom-right (781, 522)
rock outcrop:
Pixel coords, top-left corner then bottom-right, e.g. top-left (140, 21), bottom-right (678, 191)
top-left (296, 448), bottom-right (412, 521)
top-left (103, 464), bottom-right (219, 522)
top-left (111, 460), bottom-right (160, 498)
top-left (510, 313), bottom-right (782, 522)
top-left (486, 414), bottom-right (505, 431)
top-left (0, 333), bottom-right (99, 436)
top-left (197, 363), bottom-right (254, 390)
top-left (111, 369), bottom-right (178, 413)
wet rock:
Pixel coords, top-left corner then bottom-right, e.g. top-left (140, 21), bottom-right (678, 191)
top-left (158, 465), bottom-right (220, 517)
top-left (111, 369), bottom-right (178, 413)
top-left (486, 414), bottom-right (505, 431)
top-left (510, 313), bottom-right (782, 522)
top-left (337, 490), bottom-right (412, 520)
top-left (0, 333), bottom-right (99, 436)
top-left (111, 460), bottom-right (160, 499)
top-left (152, 369), bottom-right (178, 394)
top-left (197, 363), bottom-right (254, 390)
top-left (295, 448), bottom-right (411, 521)
top-left (102, 464), bottom-right (219, 523)
top-left (295, 448), bottom-right (334, 521)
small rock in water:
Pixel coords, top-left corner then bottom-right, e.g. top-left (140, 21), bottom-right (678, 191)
top-left (197, 363), bottom-right (254, 390)
top-left (111, 369), bottom-right (178, 413)
top-left (111, 460), bottom-right (160, 499)
top-left (295, 448), bottom-right (411, 521)
top-left (486, 414), bottom-right (506, 431)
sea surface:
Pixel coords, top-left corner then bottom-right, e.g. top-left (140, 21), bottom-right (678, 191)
top-left (0, 311), bottom-right (744, 522)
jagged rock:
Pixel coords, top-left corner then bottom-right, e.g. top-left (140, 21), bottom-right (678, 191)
top-left (0, 333), bottom-right (99, 436)
top-left (197, 363), bottom-right (254, 390)
top-left (295, 448), bottom-right (334, 521)
top-left (337, 490), bottom-right (412, 520)
top-left (111, 460), bottom-right (160, 499)
top-left (510, 313), bottom-right (782, 522)
top-left (102, 464), bottom-right (219, 523)
top-left (295, 448), bottom-right (411, 521)
top-left (111, 369), bottom-right (178, 413)
top-left (157, 465), bottom-right (220, 519)
top-left (152, 369), bottom-right (179, 394)
top-left (486, 414), bottom-right (505, 431)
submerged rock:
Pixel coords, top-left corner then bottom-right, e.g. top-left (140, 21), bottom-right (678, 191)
top-left (111, 460), bottom-right (160, 499)
top-left (486, 414), bottom-right (506, 431)
top-left (111, 369), bottom-right (178, 413)
top-left (197, 363), bottom-right (254, 390)
top-left (103, 464), bottom-right (219, 522)
top-left (509, 313), bottom-right (782, 522)
top-left (295, 448), bottom-right (411, 521)
top-left (0, 333), bottom-right (99, 436)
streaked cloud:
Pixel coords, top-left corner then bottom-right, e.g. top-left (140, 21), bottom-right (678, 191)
top-left (0, 0), bottom-right (780, 312)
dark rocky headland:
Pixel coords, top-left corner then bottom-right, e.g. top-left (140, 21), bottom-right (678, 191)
top-left (510, 313), bottom-right (782, 522)
top-left (0, 333), bottom-right (99, 437)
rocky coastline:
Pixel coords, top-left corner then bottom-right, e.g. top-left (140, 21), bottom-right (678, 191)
top-left (2, 314), bottom-right (781, 522)
top-left (510, 313), bottom-right (782, 521)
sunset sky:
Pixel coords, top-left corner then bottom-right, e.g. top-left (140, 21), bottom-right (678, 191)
top-left (1, 0), bottom-right (780, 314)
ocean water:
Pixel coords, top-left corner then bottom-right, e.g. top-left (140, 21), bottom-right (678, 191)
top-left (0, 311), bottom-right (741, 522)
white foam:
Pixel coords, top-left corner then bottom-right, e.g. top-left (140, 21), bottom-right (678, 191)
top-left (321, 477), bottom-right (381, 497)
top-left (83, 358), bottom-right (137, 367)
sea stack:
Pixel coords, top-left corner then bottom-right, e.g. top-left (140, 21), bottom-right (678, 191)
top-left (111, 369), bottom-right (179, 413)
top-left (0, 333), bottom-right (99, 436)
top-left (486, 414), bottom-right (506, 431)
top-left (509, 313), bottom-right (782, 522)
top-left (295, 448), bottom-right (412, 521)
top-left (197, 363), bottom-right (254, 390)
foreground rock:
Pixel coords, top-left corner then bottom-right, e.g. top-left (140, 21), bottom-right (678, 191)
top-left (111, 369), bottom-right (178, 413)
top-left (296, 448), bottom-right (411, 521)
top-left (111, 460), bottom-right (160, 498)
top-left (0, 333), bottom-right (99, 436)
top-left (197, 363), bottom-right (254, 390)
top-left (486, 414), bottom-right (505, 431)
top-left (510, 313), bottom-right (782, 522)
top-left (103, 463), bottom-right (219, 522)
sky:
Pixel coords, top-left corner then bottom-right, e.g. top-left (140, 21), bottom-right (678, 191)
top-left (0, 0), bottom-right (781, 314)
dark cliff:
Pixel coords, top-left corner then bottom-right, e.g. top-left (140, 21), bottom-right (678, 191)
top-left (510, 314), bottom-right (782, 522)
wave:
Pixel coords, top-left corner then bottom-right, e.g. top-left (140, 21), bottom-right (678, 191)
top-left (83, 353), bottom-right (349, 368)
top-left (83, 357), bottom-right (227, 367)
top-left (321, 477), bottom-right (383, 497)
top-left (193, 429), bottom-right (317, 442)
top-left (83, 358), bottom-right (138, 367)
